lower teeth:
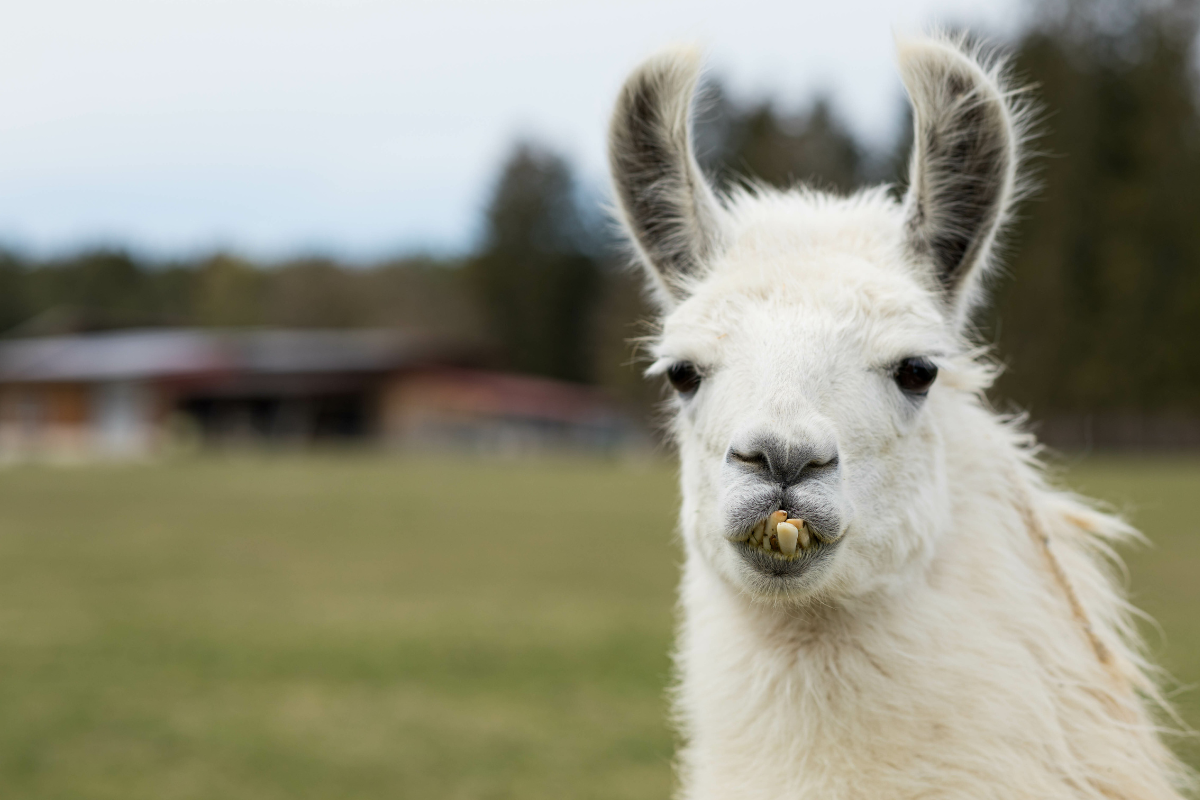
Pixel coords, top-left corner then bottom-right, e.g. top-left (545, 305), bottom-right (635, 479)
top-left (747, 513), bottom-right (815, 559)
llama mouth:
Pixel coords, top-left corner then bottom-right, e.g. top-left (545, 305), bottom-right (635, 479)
top-left (733, 510), bottom-right (822, 561)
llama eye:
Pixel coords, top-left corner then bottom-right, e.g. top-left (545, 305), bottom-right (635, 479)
top-left (894, 357), bottom-right (938, 395)
top-left (666, 362), bottom-right (702, 397)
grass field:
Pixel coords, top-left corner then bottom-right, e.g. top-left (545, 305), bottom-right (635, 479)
top-left (0, 454), bottom-right (1195, 798)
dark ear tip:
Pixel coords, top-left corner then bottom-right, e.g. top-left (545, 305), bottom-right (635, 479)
top-left (896, 35), bottom-right (1007, 109)
top-left (610, 46), bottom-right (704, 139)
top-left (621, 45), bottom-right (705, 94)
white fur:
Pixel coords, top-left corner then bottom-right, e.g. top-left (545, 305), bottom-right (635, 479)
top-left (609, 34), bottom-right (1191, 799)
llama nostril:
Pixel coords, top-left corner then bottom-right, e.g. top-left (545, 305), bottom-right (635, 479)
top-left (727, 448), bottom-right (769, 470)
top-left (814, 454), bottom-right (839, 472)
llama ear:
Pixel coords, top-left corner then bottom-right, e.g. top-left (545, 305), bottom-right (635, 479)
top-left (898, 36), bottom-right (1022, 325)
top-left (609, 47), bottom-right (725, 307)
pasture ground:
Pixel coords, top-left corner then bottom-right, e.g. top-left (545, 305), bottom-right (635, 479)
top-left (0, 454), bottom-right (1195, 798)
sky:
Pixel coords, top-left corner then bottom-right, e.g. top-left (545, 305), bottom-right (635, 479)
top-left (0, 0), bottom-right (1029, 261)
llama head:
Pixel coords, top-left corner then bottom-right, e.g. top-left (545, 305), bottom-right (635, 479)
top-left (609, 36), bottom-right (1025, 603)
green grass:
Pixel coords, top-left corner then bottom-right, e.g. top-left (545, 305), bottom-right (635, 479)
top-left (0, 454), bottom-right (1195, 798)
top-left (1055, 456), bottom-right (1200, 768)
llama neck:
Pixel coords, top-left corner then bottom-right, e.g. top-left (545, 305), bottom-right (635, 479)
top-left (672, 416), bottom-right (1184, 799)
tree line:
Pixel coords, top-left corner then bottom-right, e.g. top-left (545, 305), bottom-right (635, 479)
top-left (0, 0), bottom-right (1197, 425)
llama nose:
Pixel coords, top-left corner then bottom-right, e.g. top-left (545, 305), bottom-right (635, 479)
top-left (726, 433), bottom-right (838, 488)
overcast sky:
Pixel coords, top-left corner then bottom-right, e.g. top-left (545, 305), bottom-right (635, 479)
top-left (0, 0), bottom-right (1029, 260)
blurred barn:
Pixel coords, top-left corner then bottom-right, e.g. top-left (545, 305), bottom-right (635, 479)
top-left (0, 329), bottom-right (637, 459)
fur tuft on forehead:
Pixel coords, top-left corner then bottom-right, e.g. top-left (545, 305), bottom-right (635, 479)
top-left (657, 186), bottom-right (946, 343)
top-left (711, 186), bottom-right (932, 296)
top-left (720, 186), bottom-right (905, 262)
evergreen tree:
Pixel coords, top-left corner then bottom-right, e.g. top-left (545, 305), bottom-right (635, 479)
top-left (991, 0), bottom-right (1200, 415)
top-left (696, 83), bottom-right (867, 193)
top-left (468, 143), bottom-right (600, 382)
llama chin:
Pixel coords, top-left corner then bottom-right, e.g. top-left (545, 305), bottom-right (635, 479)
top-left (608, 32), bottom-right (1192, 800)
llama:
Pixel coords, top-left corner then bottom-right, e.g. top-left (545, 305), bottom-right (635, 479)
top-left (607, 34), bottom-right (1192, 799)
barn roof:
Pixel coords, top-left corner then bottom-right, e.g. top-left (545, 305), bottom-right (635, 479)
top-left (0, 328), bottom-right (452, 383)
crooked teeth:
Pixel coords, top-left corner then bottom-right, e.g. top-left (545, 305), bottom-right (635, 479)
top-left (791, 519), bottom-right (812, 550)
top-left (776, 521), bottom-right (799, 555)
top-left (743, 514), bottom-right (817, 560)
top-left (766, 510), bottom-right (785, 540)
